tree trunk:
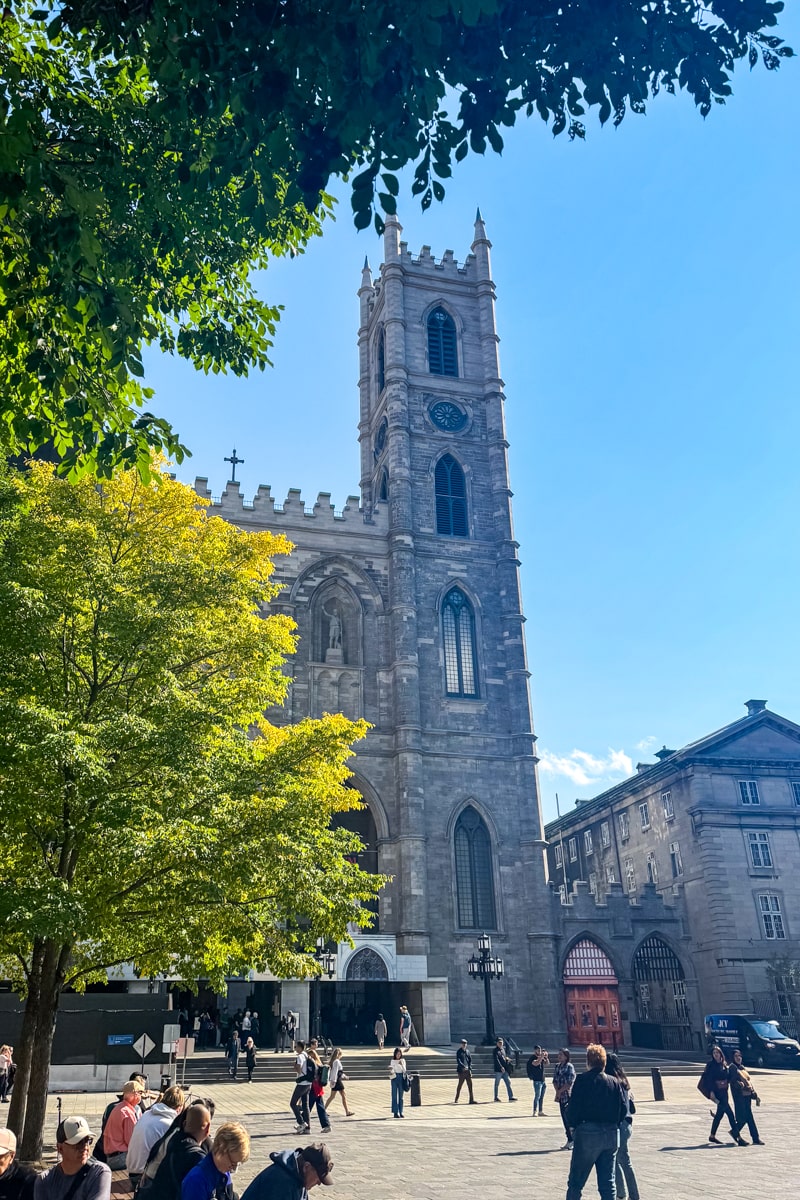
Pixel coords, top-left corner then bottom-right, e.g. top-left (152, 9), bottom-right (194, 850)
top-left (6, 940), bottom-right (44, 1141)
top-left (18, 939), bottom-right (69, 1162)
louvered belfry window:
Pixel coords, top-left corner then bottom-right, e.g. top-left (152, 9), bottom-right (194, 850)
top-left (435, 453), bottom-right (467, 537)
top-left (455, 806), bottom-right (496, 928)
top-left (427, 306), bottom-right (457, 376)
top-left (442, 587), bottom-right (478, 697)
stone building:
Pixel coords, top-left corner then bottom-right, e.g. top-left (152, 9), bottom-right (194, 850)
top-left (194, 214), bottom-right (563, 1046)
top-left (544, 701), bottom-right (800, 1047)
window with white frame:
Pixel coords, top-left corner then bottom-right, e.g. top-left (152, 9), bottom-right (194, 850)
top-left (673, 980), bottom-right (689, 1020)
top-left (748, 831), bottom-right (773, 869)
top-left (646, 851), bottom-right (658, 885)
top-left (619, 812), bottom-right (630, 840)
top-left (600, 821), bottom-right (610, 848)
top-left (639, 801), bottom-right (651, 831)
top-left (554, 842), bottom-right (563, 868)
top-left (792, 781), bottom-right (800, 806)
top-left (662, 790), bottom-right (674, 820)
top-left (584, 829), bottom-right (593, 855)
top-left (625, 858), bottom-right (636, 893)
top-left (739, 780), bottom-right (760, 806)
top-left (606, 865), bottom-right (616, 884)
top-left (568, 837), bottom-right (577, 862)
top-left (589, 871), bottom-right (597, 896)
top-left (758, 894), bottom-right (785, 939)
top-left (669, 841), bottom-right (683, 878)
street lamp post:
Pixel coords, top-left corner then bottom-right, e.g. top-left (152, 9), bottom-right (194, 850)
top-left (467, 932), bottom-right (504, 1045)
top-left (311, 938), bottom-right (337, 1040)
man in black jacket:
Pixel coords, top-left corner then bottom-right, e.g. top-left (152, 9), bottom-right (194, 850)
top-left (565, 1044), bottom-right (625, 1200)
top-left (0, 1130), bottom-right (36, 1200)
top-left (454, 1040), bottom-right (477, 1104)
top-left (241, 1145), bottom-right (334, 1200)
top-left (148, 1105), bottom-right (211, 1200)
top-left (492, 1038), bottom-right (517, 1103)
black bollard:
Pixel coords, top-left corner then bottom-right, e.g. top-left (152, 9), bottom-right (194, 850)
top-left (409, 1073), bottom-right (422, 1106)
top-left (651, 1066), bottom-right (665, 1101)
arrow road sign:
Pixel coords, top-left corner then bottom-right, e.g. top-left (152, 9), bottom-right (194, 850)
top-left (133, 1033), bottom-right (156, 1060)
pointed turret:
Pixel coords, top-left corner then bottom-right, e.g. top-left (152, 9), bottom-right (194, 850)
top-left (383, 212), bottom-right (403, 263)
top-left (361, 255), bottom-right (372, 287)
top-left (471, 207), bottom-right (491, 280)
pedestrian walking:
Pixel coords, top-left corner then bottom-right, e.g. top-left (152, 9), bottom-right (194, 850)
top-left (325, 1049), bottom-right (354, 1118)
top-left (227, 1032), bottom-right (241, 1080)
top-left (526, 1045), bottom-right (548, 1116)
top-left (492, 1037), bottom-right (517, 1103)
top-left (374, 1014), bottom-right (387, 1050)
top-left (729, 1049), bottom-right (764, 1145)
top-left (0, 1049), bottom-right (11, 1106)
top-left (245, 1038), bottom-right (257, 1083)
top-left (389, 1048), bottom-right (407, 1118)
top-left (305, 1049), bottom-right (331, 1133)
top-left (290, 1042), bottom-right (312, 1134)
top-left (553, 1048), bottom-right (577, 1149)
top-left (455, 1039), bottom-right (477, 1104)
top-left (605, 1053), bottom-right (639, 1200)
top-left (698, 1045), bottom-right (743, 1144)
top-left (399, 1007), bottom-right (411, 1049)
top-left (287, 1012), bottom-right (298, 1048)
top-left (275, 1014), bottom-right (288, 1054)
top-left (565, 1043), bottom-right (626, 1200)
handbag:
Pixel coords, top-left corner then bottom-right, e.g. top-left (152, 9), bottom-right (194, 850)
top-left (402, 1072), bottom-right (412, 1092)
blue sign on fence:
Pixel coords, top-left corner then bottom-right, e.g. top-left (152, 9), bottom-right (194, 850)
top-left (107, 1034), bottom-right (135, 1046)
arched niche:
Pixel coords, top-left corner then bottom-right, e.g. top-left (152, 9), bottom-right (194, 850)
top-left (310, 578), bottom-right (363, 666)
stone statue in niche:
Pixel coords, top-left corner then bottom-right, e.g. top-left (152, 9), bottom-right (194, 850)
top-left (322, 601), bottom-right (344, 663)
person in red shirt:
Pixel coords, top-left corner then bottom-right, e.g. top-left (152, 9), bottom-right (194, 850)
top-left (103, 1082), bottom-right (142, 1170)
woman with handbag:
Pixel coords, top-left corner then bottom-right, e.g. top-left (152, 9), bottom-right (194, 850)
top-left (698, 1045), bottom-right (743, 1144)
top-left (606, 1053), bottom-right (640, 1200)
top-left (325, 1048), bottom-right (355, 1118)
top-left (729, 1049), bottom-right (764, 1145)
top-left (305, 1048), bottom-right (332, 1132)
top-left (389, 1047), bottom-right (407, 1118)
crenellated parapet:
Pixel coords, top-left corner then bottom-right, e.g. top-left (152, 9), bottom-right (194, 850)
top-left (193, 478), bottom-right (389, 533)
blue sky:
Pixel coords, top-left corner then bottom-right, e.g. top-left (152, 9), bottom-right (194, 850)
top-left (145, 19), bottom-right (800, 826)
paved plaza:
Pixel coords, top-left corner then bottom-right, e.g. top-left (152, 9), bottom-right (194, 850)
top-left (41, 1054), bottom-right (798, 1200)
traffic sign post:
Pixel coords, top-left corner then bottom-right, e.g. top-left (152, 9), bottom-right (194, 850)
top-left (132, 1032), bottom-right (156, 1077)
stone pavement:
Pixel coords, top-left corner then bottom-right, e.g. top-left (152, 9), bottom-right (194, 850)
top-left (46, 1063), bottom-right (798, 1199)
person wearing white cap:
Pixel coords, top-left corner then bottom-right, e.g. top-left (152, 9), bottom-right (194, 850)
top-left (34, 1118), bottom-right (110, 1200)
top-left (0, 1128), bottom-right (36, 1200)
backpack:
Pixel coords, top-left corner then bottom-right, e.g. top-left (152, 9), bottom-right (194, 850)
top-left (320, 1064), bottom-right (330, 1087)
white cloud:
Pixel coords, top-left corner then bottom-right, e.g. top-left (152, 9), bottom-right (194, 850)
top-left (538, 747), bottom-right (634, 787)
top-left (635, 735), bottom-right (657, 753)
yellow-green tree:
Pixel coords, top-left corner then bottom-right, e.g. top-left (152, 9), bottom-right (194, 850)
top-left (0, 460), bottom-right (383, 1157)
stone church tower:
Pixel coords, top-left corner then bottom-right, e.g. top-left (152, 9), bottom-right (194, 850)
top-left (195, 214), bottom-right (563, 1044)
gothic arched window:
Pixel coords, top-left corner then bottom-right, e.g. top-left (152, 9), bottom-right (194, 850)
top-left (435, 453), bottom-right (468, 537)
top-left (442, 587), bottom-right (478, 697)
top-left (455, 807), bottom-right (496, 928)
top-left (377, 328), bottom-right (386, 392)
top-left (427, 306), bottom-right (458, 376)
top-left (378, 469), bottom-right (389, 502)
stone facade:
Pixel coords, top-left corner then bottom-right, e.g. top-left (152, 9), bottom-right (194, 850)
top-left (544, 701), bottom-right (800, 1040)
top-left (194, 215), bottom-right (563, 1045)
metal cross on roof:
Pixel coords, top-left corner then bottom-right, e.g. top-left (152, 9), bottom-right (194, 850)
top-left (224, 447), bottom-right (244, 482)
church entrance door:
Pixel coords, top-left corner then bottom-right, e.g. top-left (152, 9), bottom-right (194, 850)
top-left (320, 981), bottom-right (424, 1046)
top-left (562, 939), bottom-right (622, 1047)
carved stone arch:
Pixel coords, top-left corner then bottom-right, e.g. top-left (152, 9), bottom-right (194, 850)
top-left (420, 297), bottom-right (465, 337)
top-left (445, 796), bottom-right (500, 846)
top-left (309, 575), bottom-right (363, 666)
top-left (561, 933), bottom-right (622, 984)
top-left (433, 576), bottom-right (483, 618)
top-left (345, 947), bottom-right (389, 981)
top-left (451, 802), bottom-right (498, 930)
top-left (288, 554), bottom-right (385, 613)
top-left (427, 445), bottom-right (473, 483)
top-left (346, 772), bottom-right (390, 841)
top-left (633, 931), bottom-right (690, 979)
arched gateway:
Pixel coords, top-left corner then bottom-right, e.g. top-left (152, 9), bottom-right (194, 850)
top-left (563, 938), bottom-right (623, 1047)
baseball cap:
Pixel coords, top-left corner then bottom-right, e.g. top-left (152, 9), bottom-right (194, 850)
top-left (0, 1129), bottom-right (17, 1154)
top-left (56, 1117), bottom-right (94, 1145)
top-left (301, 1143), bottom-right (334, 1186)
